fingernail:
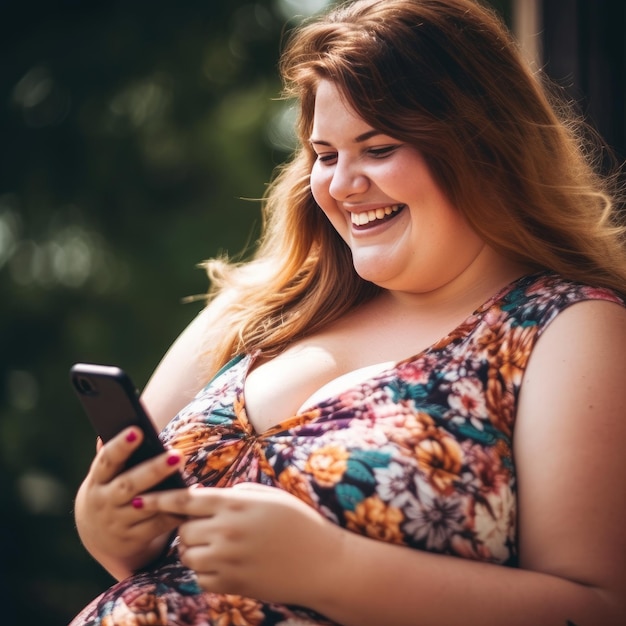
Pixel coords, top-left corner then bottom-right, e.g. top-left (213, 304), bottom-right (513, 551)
top-left (126, 430), bottom-right (137, 443)
top-left (131, 497), bottom-right (143, 509)
top-left (166, 452), bottom-right (181, 466)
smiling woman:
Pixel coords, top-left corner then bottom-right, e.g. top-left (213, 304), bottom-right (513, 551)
top-left (69, 1), bottom-right (626, 625)
top-left (309, 79), bottom-right (491, 293)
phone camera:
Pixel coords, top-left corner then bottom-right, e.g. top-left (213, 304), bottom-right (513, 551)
top-left (74, 376), bottom-right (96, 395)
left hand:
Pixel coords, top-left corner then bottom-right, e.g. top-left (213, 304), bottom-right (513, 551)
top-left (138, 483), bottom-right (344, 606)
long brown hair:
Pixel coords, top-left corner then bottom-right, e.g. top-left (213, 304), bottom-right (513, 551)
top-left (203, 0), bottom-right (626, 371)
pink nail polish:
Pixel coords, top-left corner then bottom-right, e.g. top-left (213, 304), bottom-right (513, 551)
top-left (131, 497), bottom-right (143, 509)
top-left (126, 430), bottom-right (137, 443)
top-left (166, 452), bottom-right (181, 466)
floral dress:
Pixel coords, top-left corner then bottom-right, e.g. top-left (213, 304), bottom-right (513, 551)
top-left (70, 272), bottom-right (624, 626)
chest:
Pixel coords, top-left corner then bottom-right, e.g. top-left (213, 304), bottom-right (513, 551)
top-left (239, 276), bottom-right (540, 433)
top-left (242, 307), bottom-right (470, 433)
top-left (243, 347), bottom-right (392, 432)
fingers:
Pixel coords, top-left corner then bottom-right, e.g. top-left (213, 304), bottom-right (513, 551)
top-left (90, 427), bottom-right (185, 502)
top-left (140, 483), bottom-right (279, 516)
top-left (129, 510), bottom-right (183, 539)
top-left (115, 451), bottom-right (185, 504)
top-left (90, 427), bottom-right (142, 484)
top-left (139, 486), bottom-right (220, 517)
top-left (177, 543), bottom-right (218, 574)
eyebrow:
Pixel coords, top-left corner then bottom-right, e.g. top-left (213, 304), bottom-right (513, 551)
top-left (309, 129), bottom-right (383, 146)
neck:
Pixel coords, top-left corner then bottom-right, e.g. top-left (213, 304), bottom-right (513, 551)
top-left (381, 249), bottom-right (532, 317)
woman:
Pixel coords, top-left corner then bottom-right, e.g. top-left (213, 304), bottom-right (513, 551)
top-left (71, 0), bottom-right (626, 624)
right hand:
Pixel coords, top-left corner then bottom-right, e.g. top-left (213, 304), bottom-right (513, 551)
top-left (74, 426), bottom-right (186, 577)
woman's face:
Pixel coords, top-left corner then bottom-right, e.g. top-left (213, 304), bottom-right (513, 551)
top-left (309, 80), bottom-right (486, 294)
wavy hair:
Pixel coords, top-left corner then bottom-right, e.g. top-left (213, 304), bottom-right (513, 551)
top-left (202, 0), bottom-right (626, 370)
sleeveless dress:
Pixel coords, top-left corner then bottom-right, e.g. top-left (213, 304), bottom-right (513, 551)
top-left (70, 272), bottom-right (624, 626)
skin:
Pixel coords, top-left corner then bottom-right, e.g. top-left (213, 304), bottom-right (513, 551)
top-left (74, 81), bottom-right (626, 624)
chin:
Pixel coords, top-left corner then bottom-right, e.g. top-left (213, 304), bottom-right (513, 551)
top-left (352, 264), bottom-right (395, 287)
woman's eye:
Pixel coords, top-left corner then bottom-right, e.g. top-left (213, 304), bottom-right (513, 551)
top-left (313, 145), bottom-right (398, 164)
top-left (316, 153), bottom-right (337, 163)
top-left (368, 146), bottom-right (398, 158)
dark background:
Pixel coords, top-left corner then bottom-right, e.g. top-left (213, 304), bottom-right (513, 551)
top-left (0, 1), bottom-right (623, 624)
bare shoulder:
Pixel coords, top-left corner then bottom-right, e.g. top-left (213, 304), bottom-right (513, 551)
top-left (515, 299), bottom-right (626, 603)
top-left (141, 288), bottom-right (238, 431)
top-left (520, 297), bottom-right (626, 400)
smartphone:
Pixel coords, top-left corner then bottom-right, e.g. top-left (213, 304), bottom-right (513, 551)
top-left (70, 362), bottom-right (185, 491)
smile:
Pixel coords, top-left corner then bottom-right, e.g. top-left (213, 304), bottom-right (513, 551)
top-left (350, 204), bottom-right (405, 227)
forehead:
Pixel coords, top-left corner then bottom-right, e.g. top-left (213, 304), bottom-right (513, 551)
top-left (311, 80), bottom-right (374, 137)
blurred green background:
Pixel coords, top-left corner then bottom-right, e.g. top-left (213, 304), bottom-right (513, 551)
top-left (0, 0), bottom-right (623, 624)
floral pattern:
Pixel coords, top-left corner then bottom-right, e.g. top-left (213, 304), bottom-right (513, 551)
top-left (70, 272), bottom-right (624, 626)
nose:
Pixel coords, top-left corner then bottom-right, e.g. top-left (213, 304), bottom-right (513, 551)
top-left (328, 157), bottom-right (369, 201)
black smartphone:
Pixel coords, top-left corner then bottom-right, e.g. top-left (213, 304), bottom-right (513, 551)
top-left (70, 362), bottom-right (185, 491)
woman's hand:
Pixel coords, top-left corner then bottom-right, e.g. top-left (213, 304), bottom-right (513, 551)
top-left (138, 483), bottom-right (345, 607)
top-left (74, 426), bottom-right (186, 579)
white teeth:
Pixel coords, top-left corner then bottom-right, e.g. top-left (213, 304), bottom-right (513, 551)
top-left (351, 204), bottom-right (402, 226)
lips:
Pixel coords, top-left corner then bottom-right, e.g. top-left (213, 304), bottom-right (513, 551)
top-left (350, 204), bottom-right (405, 227)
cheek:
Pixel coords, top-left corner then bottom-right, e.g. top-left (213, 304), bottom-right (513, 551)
top-left (309, 162), bottom-right (331, 210)
top-left (309, 164), bottom-right (348, 238)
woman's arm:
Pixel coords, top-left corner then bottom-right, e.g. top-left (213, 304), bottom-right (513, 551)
top-left (141, 299), bottom-right (626, 625)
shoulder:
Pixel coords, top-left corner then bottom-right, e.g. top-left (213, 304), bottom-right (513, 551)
top-left (140, 288), bottom-right (240, 430)
top-left (522, 294), bottom-right (626, 373)
top-left (517, 275), bottom-right (626, 409)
